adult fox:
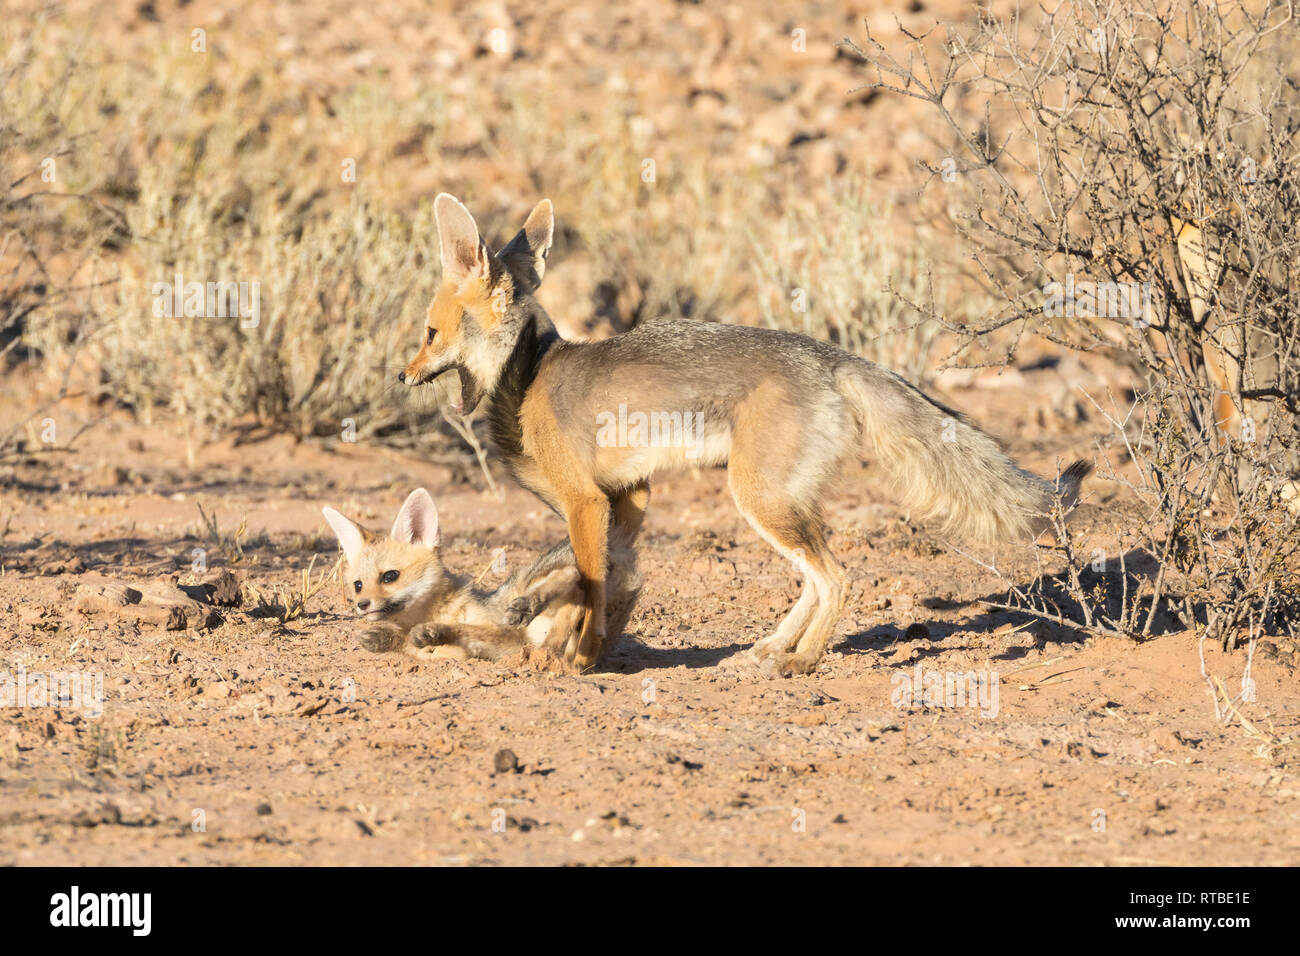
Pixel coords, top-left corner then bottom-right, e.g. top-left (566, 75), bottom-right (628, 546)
top-left (398, 195), bottom-right (1089, 675)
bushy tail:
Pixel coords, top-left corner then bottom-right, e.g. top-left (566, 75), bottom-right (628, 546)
top-left (836, 360), bottom-right (1092, 544)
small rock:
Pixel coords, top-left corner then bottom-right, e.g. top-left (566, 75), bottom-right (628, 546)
top-left (493, 748), bottom-right (519, 774)
top-left (255, 802), bottom-right (273, 816)
top-left (103, 584), bottom-right (143, 606)
top-left (208, 570), bottom-right (242, 607)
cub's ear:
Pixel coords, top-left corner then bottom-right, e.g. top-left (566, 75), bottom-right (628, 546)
top-left (497, 198), bottom-right (554, 293)
top-left (391, 488), bottom-right (441, 550)
top-left (435, 193), bottom-right (492, 287)
top-left (322, 507), bottom-right (371, 566)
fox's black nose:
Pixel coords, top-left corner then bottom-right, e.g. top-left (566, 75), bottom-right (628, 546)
top-left (397, 371), bottom-right (406, 384)
top-left (357, 599), bottom-right (370, 611)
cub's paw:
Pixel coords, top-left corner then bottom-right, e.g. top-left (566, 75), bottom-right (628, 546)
top-left (359, 622), bottom-right (406, 654)
top-left (409, 622), bottom-right (452, 648)
top-left (503, 596), bottom-right (539, 627)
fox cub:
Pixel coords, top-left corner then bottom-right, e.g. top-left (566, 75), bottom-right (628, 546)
top-left (322, 489), bottom-right (640, 664)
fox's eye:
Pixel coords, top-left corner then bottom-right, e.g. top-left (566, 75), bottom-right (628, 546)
top-left (426, 327), bottom-right (436, 345)
top-left (380, 570), bottom-right (399, 584)
top-left (353, 580), bottom-right (362, 593)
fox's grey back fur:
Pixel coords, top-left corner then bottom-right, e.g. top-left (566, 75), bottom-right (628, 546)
top-left (530, 320), bottom-right (1090, 540)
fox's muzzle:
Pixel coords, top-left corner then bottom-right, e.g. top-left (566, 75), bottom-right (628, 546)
top-left (398, 364), bottom-right (483, 415)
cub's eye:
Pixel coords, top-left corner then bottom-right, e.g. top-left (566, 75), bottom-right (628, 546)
top-left (353, 580), bottom-right (363, 593)
top-left (380, 570), bottom-right (400, 584)
top-left (426, 327), bottom-right (437, 345)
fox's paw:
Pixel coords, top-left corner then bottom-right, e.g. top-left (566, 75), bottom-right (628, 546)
top-left (770, 651), bottom-right (820, 678)
top-left (409, 622), bottom-right (452, 648)
top-left (359, 622), bottom-right (406, 654)
top-left (571, 633), bottom-right (606, 673)
top-left (503, 595), bottom-right (539, 628)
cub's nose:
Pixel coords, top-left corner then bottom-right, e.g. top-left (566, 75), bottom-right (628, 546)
top-left (356, 599), bottom-right (371, 611)
top-left (397, 371), bottom-right (406, 384)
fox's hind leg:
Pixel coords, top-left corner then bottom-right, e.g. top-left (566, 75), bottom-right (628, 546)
top-left (750, 580), bottom-right (817, 659)
top-left (610, 479), bottom-right (651, 546)
top-left (728, 472), bottom-right (846, 675)
top-left (786, 546), bottom-right (847, 674)
top-left (733, 512), bottom-right (844, 675)
top-left (727, 388), bottom-right (853, 675)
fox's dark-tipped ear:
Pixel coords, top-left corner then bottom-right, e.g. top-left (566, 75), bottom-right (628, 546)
top-left (391, 488), bottom-right (441, 550)
top-left (435, 193), bottom-right (491, 287)
top-left (497, 198), bottom-right (553, 293)
top-left (322, 507), bottom-right (371, 566)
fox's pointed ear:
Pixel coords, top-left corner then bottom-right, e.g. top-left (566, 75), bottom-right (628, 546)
top-left (435, 193), bottom-right (491, 286)
top-left (497, 198), bottom-right (553, 293)
top-left (391, 488), bottom-right (441, 549)
top-left (322, 507), bottom-right (371, 566)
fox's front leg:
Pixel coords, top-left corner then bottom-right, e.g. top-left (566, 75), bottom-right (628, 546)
top-left (412, 621), bottom-right (527, 661)
top-left (564, 493), bottom-right (611, 670)
top-left (409, 621), bottom-right (454, 649)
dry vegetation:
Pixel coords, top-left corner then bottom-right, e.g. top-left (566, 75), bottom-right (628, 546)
top-left (848, 0), bottom-right (1300, 665)
top-left (2, 0), bottom-right (954, 459)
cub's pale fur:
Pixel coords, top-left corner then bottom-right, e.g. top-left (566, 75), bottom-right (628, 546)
top-left (323, 489), bottom-right (640, 664)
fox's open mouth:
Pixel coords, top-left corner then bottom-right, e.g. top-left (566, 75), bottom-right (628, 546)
top-left (414, 365), bottom-right (482, 415)
top-left (444, 365), bottom-right (483, 416)
top-left (361, 595), bottom-right (407, 621)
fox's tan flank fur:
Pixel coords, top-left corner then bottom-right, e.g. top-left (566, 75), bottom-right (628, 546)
top-left (399, 194), bottom-right (1091, 675)
top-left (322, 489), bottom-right (641, 663)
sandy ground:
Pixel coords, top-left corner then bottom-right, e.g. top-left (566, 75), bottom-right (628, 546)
top-left (2, 355), bottom-right (1297, 866)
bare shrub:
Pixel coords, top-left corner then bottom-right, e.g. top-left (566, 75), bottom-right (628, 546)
top-left (0, 8), bottom-right (121, 457)
top-left (846, 0), bottom-right (1300, 652)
